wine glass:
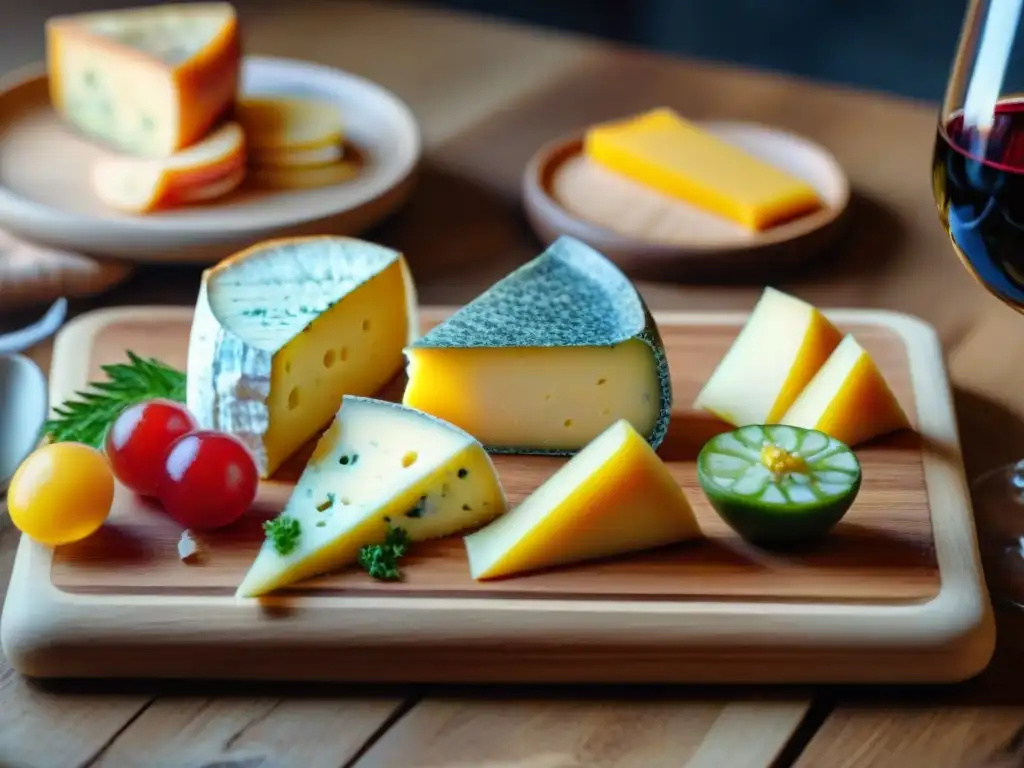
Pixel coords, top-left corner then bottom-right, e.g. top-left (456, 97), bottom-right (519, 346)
top-left (934, 0), bottom-right (1024, 604)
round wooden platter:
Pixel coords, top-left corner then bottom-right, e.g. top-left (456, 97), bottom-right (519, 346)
top-left (0, 56), bottom-right (421, 264)
top-left (522, 122), bottom-right (851, 281)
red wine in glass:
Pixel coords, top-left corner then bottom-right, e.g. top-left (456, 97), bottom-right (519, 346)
top-left (933, 99), bottom-right (1024, 307)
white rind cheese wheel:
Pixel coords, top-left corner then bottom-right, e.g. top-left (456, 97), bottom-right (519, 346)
top-left (91, 121), bottom-right (246, 213)
top-left (46, 2), bottom-right (241, 157)
top-left (186, 236), bottom-right (419, 479)
top-left (236, 96), bottom-right (344, 151)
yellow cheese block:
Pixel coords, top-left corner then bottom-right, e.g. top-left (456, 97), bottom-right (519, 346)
top-left (584, 107), bottom-right (823, 231)
top-left (186, 236), bottom-right (419, 478)
top-left (46, 2), bottom-right (240, 157)
top-left (465, 419), bottom-right (701, 580)
top-left (246, 160), bottom-right (360, 190)
top-left (780, 334), bottom-right (911, 447)
top-left (694, 287), bottom-right (843, 427)
top-left (236, 96), bottom-right (344, 151)
top-left (237, 396), bottom-right (508, 597)
top-left (91, 121), bottom-right (246, 213)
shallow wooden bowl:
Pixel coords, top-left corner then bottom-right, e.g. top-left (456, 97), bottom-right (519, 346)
top-left (0, 56), bottom-right (421, 264)
top-left (522, 121), bottom-right (851, 281)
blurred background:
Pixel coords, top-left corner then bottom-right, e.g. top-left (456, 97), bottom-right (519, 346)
top-left (4, 0), bottom-right (965, 102)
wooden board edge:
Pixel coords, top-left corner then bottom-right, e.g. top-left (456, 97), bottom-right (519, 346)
top-left (0, 305), bottom-right (997, 684)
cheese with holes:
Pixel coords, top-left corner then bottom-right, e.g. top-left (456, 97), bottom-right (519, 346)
top-left (402, 236), bottom-right (672, 455)
top-left (780, 334), bottom-right (911, 446)
top-left (92, 121), bottom-right (246, 212)
top-left (186, 237), bottom-right (418, 479)
top-left (465, 419), bottom-right (701, 580)
top-left (584, 108), bottom-right (823, 230)
top-left (46, 2), bottom-right (240, 157)
top-left (236, 396), bottom-right (508, 597)
top-left (694, 287), bottom-right (842, 427)
top-left (236, 96), bottom-right (343, 151)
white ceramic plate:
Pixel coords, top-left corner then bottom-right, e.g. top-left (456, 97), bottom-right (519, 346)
top-left (0, 354), bottom-right (47, 495)
top-left (0, 57), bottom-right (422, 264)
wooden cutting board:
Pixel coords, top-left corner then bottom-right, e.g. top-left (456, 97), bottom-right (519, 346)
top-left (0, 305), bottom-right (995, 684)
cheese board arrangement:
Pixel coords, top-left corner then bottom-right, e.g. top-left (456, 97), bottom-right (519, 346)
top-left (0, 3), bottom-right (420, 263)
top-left (522, 108), bottom-right (850, 279)
top-left (0, 233), bottom-right (995, 684)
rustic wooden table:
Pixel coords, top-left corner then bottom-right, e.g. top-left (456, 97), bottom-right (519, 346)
top-left (2, 2), bottom-right (1022, 766)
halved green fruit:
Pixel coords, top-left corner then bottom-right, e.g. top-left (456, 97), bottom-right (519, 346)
top-left (696, 424), bottom-right (861, 548)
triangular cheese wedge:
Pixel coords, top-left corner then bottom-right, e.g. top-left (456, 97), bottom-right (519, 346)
top-left (403, 236), bottom-right (672, 455)
top-left (46, 2), bottom-right (240, 156)
top-left (237, 396), bottom-right (509, 598)
top-left (92, 121), bottom-right (246, 213)
top-left (186, 236), bottom-right (418, 478)
top-left (694, 287), bottom-right (842, 426)
top-left (464, 419), bottom-right (702, 580)
top-left (236, 97), bottom-right (344, 151)
top-left (780, 334), bottom-right (911, 446)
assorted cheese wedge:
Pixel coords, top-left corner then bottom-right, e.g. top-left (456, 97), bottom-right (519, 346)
top-left (694, 287), bottom-right (843, 427)
top-left (46, 2), bottom-right (241, 156)
top-left (186, 236), bottom-right (418, 479)
top-left (781, 334), bottom-right (911, 447)
top-left (403, 236), bottom-right (672, 455)
top-left (91, 121), bottom-right (246, 212)
top-left (465, 420), bottom-right (702, 580)
top-left (236, 396), bottom-right (508, 597)
top-left (585, 108), bottom-right (823, 231)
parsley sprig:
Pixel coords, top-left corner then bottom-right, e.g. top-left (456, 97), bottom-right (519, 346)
top-left (43, 351), bottom-right (186, 449)
top-left (264, 516), bottom-right (302, 555)
top-left (358, 522), bottom-right (410, 581)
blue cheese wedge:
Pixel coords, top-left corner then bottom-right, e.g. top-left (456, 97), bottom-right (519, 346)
top-left (46, 2), bottom-right (241, 156)
top-left (402, 236), bottom-right (672, 455)
top-left (186, 236), bottom-right (418, 479)
top-left (236, 396), bottom-right (509, 598)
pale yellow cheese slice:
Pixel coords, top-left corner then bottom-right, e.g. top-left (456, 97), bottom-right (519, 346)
top-left (236, 96), bottom-right (344, 151)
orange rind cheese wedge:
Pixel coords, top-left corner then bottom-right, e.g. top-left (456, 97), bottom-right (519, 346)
top-left (46, 2), bottom-right (241, 157)
top-left (248, 142), bottom-right (344, 169)
top-left (236, 96), bottom-right (344, 151)
top-left (92, 121), bottom-right (246, 213)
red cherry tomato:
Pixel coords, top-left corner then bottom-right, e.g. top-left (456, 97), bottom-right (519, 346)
top-left (157, 431), bottom-right (259, 530)
top-left (105, 399), bottom-right (199, 497)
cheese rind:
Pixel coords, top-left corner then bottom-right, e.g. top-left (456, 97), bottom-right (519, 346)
top-left (186, 236), bottom-right (418, 479)
top-left (694, 287), bottom-right (843, 427)
top-left (236, 396), bottom-right (509, 597)
top-left (403, 236), bottom-right (672, 455)
top-left (780, 334), bottom-right (911, 446)
top-left (46, 2), bottom-right (240, 157)
top-left (465, 419), bottom-right (701, 580)
top-left (584, 108), bottom-right (823, 231)
top-left (236, 96), bottom-right (343, 151)
top-left (91, 121), bottom-right (246, 213)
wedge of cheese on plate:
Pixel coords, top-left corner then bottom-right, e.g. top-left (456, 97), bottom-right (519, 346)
top-left (46, 2), bottom-right (240, 156)
top-left (91, 121), bottom-right (246, 213)
top-left (780, 333), bottom-right (910, 446)
top-left (402, 236), bottom-right (672, 455)
top-left (584, 107), bottom-right (823, 231)
top-left (186, 236), bottom-right (418, 479)
top-left (694, 287), bottom-right (842, 427)
top-left (465, 419), bottom-right (701, 580)
top-left (236, 396), bottom-right (508, 598)
top-left (236, 96), bottom-right (343, 152)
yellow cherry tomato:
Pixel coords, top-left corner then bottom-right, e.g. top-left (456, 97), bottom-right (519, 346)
top-left (8, 442), bottom-right (115, 546)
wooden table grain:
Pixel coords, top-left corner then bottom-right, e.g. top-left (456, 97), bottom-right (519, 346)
top-left (0, 1), bottom-right (1017, 766)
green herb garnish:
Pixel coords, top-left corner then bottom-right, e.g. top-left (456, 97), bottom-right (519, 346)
top-left (43, 351), bottom-right (186, 449)
top-left (357, 522), bottom-right (410, 581)
top-left (264, 516), bottom-right (302, 555)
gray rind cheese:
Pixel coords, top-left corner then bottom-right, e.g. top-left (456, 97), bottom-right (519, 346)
top-left (402, 235), bottom-right (672, 455)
